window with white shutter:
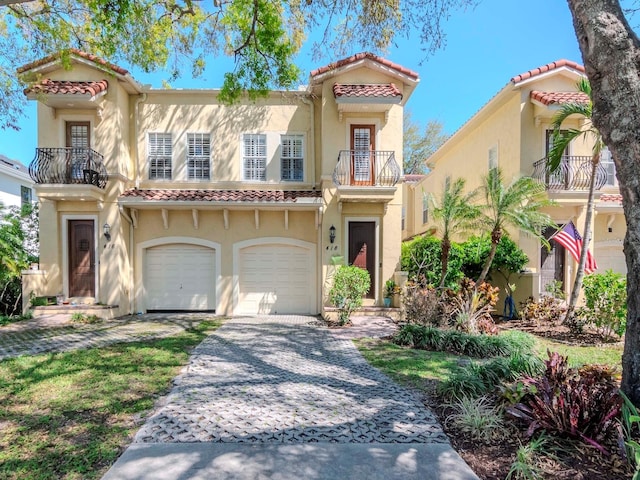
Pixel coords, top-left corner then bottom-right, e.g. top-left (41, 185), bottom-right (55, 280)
top-left (188, 133), bottom-right (211, 180)
top-left (281, 135), bottom-right (304, 181)
top-left (148, 133), bottom-right (172, 180)
top-left (243, 134), bottom-right (266, 181)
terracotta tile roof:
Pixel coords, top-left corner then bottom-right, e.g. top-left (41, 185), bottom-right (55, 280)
top-left (530, 90), bottom-right (589, 106)
top-left (333, 83), bottom-right (402, 99)
top-left (119, 189), bottom-right (322, 203)
top-left (311, 52), bottom-right (419, 80)
top-left (404, 174), bottom-right (426, 184)
top-left (24, 79), bottom-right (109, 97)
top-left (511, 59), bottom-right (585, 84)
top-left (600, 193), bottom-right (623, 203)
top-left (17, 49), bottom-right (129, 75)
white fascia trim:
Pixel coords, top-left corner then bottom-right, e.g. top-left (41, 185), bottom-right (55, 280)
top-left (513, 66), bottom-right (586, 88)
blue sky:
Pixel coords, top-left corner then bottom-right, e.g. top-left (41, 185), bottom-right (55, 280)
top-left (0, 0), bottom-right (582, 165)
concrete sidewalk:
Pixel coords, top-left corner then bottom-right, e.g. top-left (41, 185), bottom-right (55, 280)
top-left (102, 315), bottom-right (478, 480)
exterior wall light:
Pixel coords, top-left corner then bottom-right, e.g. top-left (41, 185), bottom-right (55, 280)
top-left (103, 222), bottom-right (111, 241)
top-left (329, 225), bottom-right (336, 244)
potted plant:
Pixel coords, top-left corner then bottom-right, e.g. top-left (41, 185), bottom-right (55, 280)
top-left (384, 280), bottom-right (398, 307)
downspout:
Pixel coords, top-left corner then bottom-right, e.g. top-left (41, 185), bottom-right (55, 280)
top-left (119, 205), bottom-right (135, 315)
top-left (300, 95), bottom-right (316, 188)
top-left (133, 93), bottom-right (148, 189)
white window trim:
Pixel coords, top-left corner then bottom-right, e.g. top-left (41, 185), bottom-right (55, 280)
top-left (148, 132), bottom-right (173, 180)
top-left (186, 132), bottom-right (211, 181)
top-left (242, 133), bottom-right (268, 182)
top-left (62, 214), bottom-right (99, 301)
top-left (280, 134), bottom-right (305, 182)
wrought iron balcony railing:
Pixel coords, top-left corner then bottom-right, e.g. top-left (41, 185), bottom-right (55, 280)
top-left (29, 148), bottom-right (108, 189)
top-left (333, 150), bottom-right (400, 187)
top-left (531, 155), bottom-right (608, 191)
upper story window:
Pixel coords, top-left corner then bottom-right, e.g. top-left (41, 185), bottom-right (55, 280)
top-left (187, 133), bottom-right (211, 180)
top-left (422, 193), bottom-right (429, 224)
top-left (148, 133), bottom-right (172, 180)
top-left (281, 135), bottom-right (304, 181)
top-left (545, 129), bottom-right (569, 156)
top-left (21, 186), bottom-right (32, 206)
top-left (243, 134), bottom-right (266, 181)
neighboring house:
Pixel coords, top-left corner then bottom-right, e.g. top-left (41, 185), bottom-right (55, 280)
top-left (19, 50), bottom-right (418, 316)
top-left (0, 154), bottom-right (35, 208)
top-left (405, 60), bottom-right (624, 306)
top-left (402, 174), bottom-right (428, 239)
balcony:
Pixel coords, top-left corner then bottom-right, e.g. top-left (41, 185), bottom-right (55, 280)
top-left (332, 150), bottom-right (401, 203)
top-left (531, 155), bottom-right (610, 191)
top-left (29, 148), bottom-right (108, 202)
top-left (29, 148), bottom-right (108, 188)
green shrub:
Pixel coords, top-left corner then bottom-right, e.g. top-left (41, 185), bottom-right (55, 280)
top-left (70, 313), bottom-right (102, 324)
top-left (401, 235), bottom-right (464, 288)
top-left (507, 351), bottom-right (622, 455)
top-left (393, 325), bottom-right (536, 358)
top-left (438, 352), bottom-right (543, 400)
top-left (328, 265), bottom-right (370, 325)
top-left (620, 390), bottom-right (640, 480)
top-left (445, 395), bottom-right (509, 444)
top-left (576, 270), bottom-right (627, 340)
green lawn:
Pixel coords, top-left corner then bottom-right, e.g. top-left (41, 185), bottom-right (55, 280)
top-left (355, 331), bottom-right (623, 396)
top-left (533, 337), bottom-right (623, 368)
top-left (355, 338), bottom-right (463, 391)
top-left (0, 319), bottom-right (222, 480)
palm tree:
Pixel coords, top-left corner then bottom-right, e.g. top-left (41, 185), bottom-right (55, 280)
top-left (431, 177), bottom-right (479, 287)
top-left (476, 168), bottom-right (554, 284)
top-left (547, 78), bottom-right (604, 321)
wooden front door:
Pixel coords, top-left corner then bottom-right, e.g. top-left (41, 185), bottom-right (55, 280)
top-left (350, 125), bottom-right (375, 186)
top-left (66, 121), bottom-right (90, 180)
top-left (348, 221), bottom-right (376, 299)
top-left (69, 220), bottom-right (95, 297)
top-left (540, 225), bottom-right (565, 296)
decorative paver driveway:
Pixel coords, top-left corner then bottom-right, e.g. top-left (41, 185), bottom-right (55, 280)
top-left (135, 315), bottom-right (449, 445)
top-left (0, 313), bottom-right (213, 360)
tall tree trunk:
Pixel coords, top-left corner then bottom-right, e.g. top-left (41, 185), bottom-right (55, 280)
top-left (439, 236), bottom-right (451, 287)
top-left (567, 0), bottom-right (640, 405)
top-left (477, 228), bottom-right (501, 284)
top-left (565, 156), bottom-right (598, 321)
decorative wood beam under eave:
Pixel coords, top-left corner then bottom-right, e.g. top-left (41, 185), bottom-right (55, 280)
top-left (223, 209), bottom-right (229, 230)
top-left (254, 209), bottom-right (260, 230)
top-left (161, 209), bottom-right (169, 229)
top-left (192, 209), bottom-right (199, 229)
top-left (284, 210), bottom-right (289, 230)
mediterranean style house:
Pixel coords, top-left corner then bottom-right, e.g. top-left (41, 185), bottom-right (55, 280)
top-left (19, 50), bottom-right (418, 317)
top-left (404, 60), bottom-right (625, 307)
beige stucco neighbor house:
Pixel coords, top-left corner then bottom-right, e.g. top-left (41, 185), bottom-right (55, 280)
top-left (404, 60), bottom-right (625, 307)
top-left (19, 50), bottom-right (418, 317)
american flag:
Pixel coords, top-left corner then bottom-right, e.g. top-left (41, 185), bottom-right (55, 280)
top-left (550, 221), bottom-right (597, 274)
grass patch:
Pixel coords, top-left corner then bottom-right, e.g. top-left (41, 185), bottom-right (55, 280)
top-left (534, 338), bottom-right (623, 368)
top-left (0, 319), bottom-right (222, 480)
top-left (354, 338), bottom-right (462, 391)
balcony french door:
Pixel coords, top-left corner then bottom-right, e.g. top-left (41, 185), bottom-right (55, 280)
top-left (351, 125), bottom-right (375, 186)
top-left (66, 122), bottom-right (91, 180)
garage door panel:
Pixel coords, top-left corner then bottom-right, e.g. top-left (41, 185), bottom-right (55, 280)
top-left (238, 244), bottom-right (314, 315)
top-left (146, 244), bottom-right (216, 311)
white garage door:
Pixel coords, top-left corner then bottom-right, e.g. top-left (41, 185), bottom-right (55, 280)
top-left (237, 244), bottom-right (315, 314)
top-left (145, 244), bottom-right (216, 310)
top-left (594, 246), bottom-right (627, 274)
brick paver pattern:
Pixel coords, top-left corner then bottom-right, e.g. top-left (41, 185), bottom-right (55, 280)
top-left (135, 316), bottom-right (449, 445)
top-left (0, 314), bottom-right (207, 360)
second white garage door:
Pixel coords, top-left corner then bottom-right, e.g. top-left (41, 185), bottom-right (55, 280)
top-left (237, 244), bottom-right (315, 315)
top-left (145, 244), bottom-right (216, 311)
